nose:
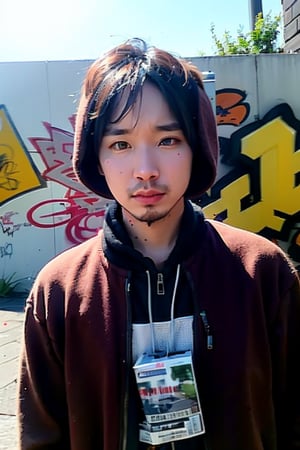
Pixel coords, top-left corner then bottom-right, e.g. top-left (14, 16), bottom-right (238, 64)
top-left (132, 146), bottom-right (159, 181)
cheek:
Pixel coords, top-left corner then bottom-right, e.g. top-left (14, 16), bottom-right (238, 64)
top-left (101, 157), bottom-right (127, 178)
top-left (174, 151), bottom-right (193, 181)
top-left (173, 151), bottom-right (192, 169)
top-left (101, 158), bottom-right (115, 175)
top-left (101, 158), bottom-right (111, 169)
top-left (184, 150), bottom-right (193, 170)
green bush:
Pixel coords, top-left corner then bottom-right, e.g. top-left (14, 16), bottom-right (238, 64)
top-left (0, 273), bottom-right (21, 297)
top-left (210, 12), bottom-right (282, 55)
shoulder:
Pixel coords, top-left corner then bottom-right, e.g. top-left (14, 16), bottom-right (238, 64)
top-left (206, 219), bottom-right (274, 253)
top-left (206, 219), bottom-right (278, 253)
top-left (191, 202), bottom-right (276, 255)
top-left (205, 219), bottom-right (298, 287)
top-left (28, 230), bottom-right (121, 319)
top-left (35, 230), bottom-right (107, 285)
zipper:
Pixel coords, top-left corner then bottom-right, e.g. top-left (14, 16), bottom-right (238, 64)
top-left (157, 272), bottom-right (165, 295)
top-left (120, 277), bottom-right (132, 450)
top-left (200, 310), bottom-right (213, 350)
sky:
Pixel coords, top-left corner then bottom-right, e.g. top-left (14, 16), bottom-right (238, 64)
top-left (0, 0), bottom-right (283, 62)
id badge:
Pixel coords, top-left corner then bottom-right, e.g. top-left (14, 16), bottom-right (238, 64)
top-left (133, 350), bottom-right (205, 446)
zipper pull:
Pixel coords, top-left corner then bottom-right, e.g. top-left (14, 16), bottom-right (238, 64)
top-left (157, 273), bottom-right (165, 295)
top-left (200, 310), bottom-right (213, 350)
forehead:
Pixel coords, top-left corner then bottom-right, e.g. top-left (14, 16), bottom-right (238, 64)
top-left (109, 81), bottom-right (175, 126)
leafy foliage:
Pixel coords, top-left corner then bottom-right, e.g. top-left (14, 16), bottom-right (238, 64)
top-left (0, 273), bottom-right (21, 297)
top-left (210, 13), bottom-right (282, 55)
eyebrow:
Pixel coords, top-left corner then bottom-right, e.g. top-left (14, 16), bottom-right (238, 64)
top-left (103, 121), bottom-right (181, 136)
top-left (156, 122), bottom-right (181, 132)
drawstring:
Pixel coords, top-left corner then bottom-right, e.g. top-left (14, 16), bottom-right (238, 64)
top-left (170, 264), bottom-right (181, 353)
top-left (146, 270), bottom-right (155, 353)
top-left (146, 264), bottom-right (181, 355)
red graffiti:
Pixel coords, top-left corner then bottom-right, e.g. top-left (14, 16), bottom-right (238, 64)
top-left (0, 211), bottom-right (17, 225)
top-left (29, 118), bottom-right (81, 193)
top-left (27, 195), bottom-right (106, 244)
top-left (28, 118), bottom-right (110, 244)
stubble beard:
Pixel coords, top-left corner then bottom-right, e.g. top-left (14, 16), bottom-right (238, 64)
top-left (122, 196), bottom-right (184, 227)
top-left (136, 208), bottom-right (170, 226)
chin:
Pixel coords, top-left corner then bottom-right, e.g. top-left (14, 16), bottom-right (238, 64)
top-left (133, 208), bottom-right (172, 224)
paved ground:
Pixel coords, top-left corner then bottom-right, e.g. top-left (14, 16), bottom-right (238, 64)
top-left (0, 296), bottom-right (26, 450)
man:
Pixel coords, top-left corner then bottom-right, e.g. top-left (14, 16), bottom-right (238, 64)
top-left (17, 38), bottom-right (300, 450)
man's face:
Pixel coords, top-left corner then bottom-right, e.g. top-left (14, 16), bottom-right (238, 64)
top-left (98, 82), bottom-right (192, 225)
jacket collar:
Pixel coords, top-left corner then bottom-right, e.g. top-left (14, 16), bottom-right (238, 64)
top-left (102, 200), bottom-right (206, 272)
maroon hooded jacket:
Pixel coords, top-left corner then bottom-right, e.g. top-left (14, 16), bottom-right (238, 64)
top-left (17, 210), bottom-right (300, 450)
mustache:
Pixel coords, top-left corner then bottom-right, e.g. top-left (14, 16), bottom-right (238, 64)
top-left (127, 182), bottom-right (169, 196)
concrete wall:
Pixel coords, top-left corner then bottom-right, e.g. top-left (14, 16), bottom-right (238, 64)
top-left (0, 53), bottom-right (299, 290)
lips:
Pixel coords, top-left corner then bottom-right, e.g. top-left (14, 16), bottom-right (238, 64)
top-left (132, 189), bottom-right (165, 205)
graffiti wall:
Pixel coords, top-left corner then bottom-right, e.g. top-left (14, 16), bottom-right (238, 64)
top-left (0, 54), bottom-right (299, 289)
top-left (196, 54), bottom-right (300, 271)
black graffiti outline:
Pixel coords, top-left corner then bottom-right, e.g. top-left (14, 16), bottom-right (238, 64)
top-left (0, 220), bottom-right (31, 237)
top-left (199, 103), bottom-right (300, 256)
top-left (0, 154), bottom-right (20, 190)
top-left (0, 242), bottom-right (13, 258)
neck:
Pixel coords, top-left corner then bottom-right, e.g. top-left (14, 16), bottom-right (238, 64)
top-left (122, 201), bottom-right (185, 267)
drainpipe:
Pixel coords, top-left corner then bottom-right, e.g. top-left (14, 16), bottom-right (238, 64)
top-left (249, 0), bottom-right (263, 29)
